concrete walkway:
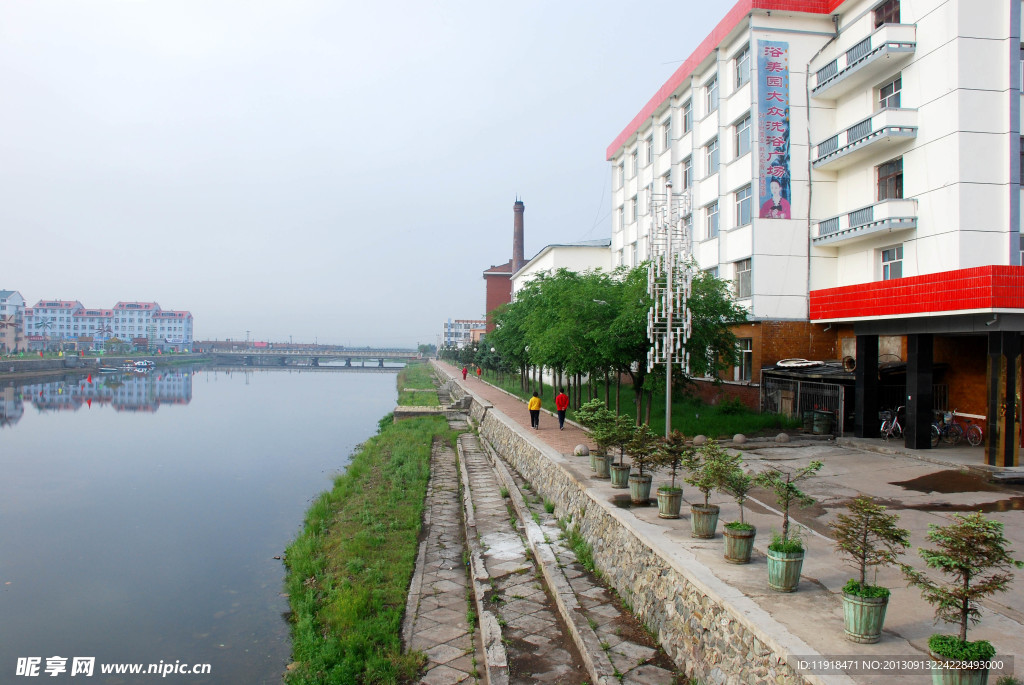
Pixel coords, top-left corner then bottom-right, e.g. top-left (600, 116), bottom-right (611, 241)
top-left (429, 360), bottom-right (1024, 685)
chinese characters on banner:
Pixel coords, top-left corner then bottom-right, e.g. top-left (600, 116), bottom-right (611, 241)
top-left (758, 40), bottom-right (791, 219)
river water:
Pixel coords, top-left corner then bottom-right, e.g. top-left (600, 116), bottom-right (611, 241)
top-left (0, 364), bottom-right (400, 683)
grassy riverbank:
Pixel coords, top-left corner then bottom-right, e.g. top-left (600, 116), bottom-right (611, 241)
top-left (396, 362), bottom-right (439, 407)
top-left (283, 409), bottom-right (455, 684)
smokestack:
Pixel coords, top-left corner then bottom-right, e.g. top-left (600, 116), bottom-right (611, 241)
top-left (512, 199), bottom-right (525, 272)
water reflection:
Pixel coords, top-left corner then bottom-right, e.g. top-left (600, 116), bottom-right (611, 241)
top-left (6, 371), bottom-right (194, 419)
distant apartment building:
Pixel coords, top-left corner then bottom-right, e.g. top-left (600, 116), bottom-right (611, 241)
top-left (0, 290), bottom-right (26, 353)
top-left (443, 319), bottom-right (486, 349)
top-left (23, 299), bottom-right (194, 352)
top-left (607, 0), bottom-right (1023, 466)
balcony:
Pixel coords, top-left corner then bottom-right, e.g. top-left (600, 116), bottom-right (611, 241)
top-left (811, 24), bottom-right (916, 100)
top-left (813, 109), bottom-right (917, 170)
top-left (813, 198), bottom-right (917, 246)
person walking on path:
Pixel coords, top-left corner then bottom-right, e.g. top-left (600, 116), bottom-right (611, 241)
top-left (476, 366), bottom-right (482, 380)
top-left (528, 392), bottom-right (542, 429)
top-left (462, 366), bottom-right (468, 381)
top-left (555, 388), bottom-right (569, 430)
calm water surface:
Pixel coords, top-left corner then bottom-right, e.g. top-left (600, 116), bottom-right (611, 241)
top-left (0, 365), bottom-right (399, 683)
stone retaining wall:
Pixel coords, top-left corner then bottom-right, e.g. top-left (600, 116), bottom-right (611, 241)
top-left (440, 370), bottom-right (819, 685)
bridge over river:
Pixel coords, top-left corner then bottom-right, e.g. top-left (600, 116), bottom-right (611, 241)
top-left (210, 348), bottom-right (420, 368)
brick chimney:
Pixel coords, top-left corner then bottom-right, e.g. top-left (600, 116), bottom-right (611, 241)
top-left (512, 199), bottom-right (525, 272)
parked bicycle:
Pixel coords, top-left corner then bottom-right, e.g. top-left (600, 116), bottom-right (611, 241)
top-left (879, 406), bottom-right (904, 441)
top-left (948, 410), bottom-right (984, 447)
top-left (930, 408), bottom-right (981, 447)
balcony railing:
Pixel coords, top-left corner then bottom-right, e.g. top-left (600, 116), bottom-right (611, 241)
top-left (811, 24), bottom-right (916, 99)
top-left (813, 198), bottom-right (917, 246)
top-left (813, 108), bottom-right (917, 170)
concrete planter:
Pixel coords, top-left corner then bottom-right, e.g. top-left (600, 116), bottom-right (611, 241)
top-left (609, 463), bottom-right (631, 489)
top-left (841, 592), bottom-right (888, 644)
top-left (689, 504), bottom-right (720, 539)
top-left (628, 473), bottom-right (653, 504)
top-left (656, 487), bottom-right (683, 518)
top-left (593, 454), bottom-right (610, 479)
top-left (723, 525), bottom-right (757, 564)
top-left (766, 548), bottom-right (804, 592)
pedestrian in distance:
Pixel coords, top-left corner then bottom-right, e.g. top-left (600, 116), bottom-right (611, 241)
top-left (555, 387), bottom-right (569, 430)
top-left (476, 366), bottom-right (482, 380)
top-left (462, 366), bottom-right (468, 381)
top-left (528, 391), bottom-right (542, 429)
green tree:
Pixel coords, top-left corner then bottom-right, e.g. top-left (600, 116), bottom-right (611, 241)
top-left (755, 460), bottom-right (823, 550)
top-left (831, 496), bottom-right (909, 595)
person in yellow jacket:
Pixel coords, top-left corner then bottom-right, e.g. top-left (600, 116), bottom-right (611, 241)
top-left (528, 392), bottom-right (542, 430)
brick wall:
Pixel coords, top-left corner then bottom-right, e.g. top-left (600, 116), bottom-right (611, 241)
top-left (934, 336), bottom-right (988, 418)
top-left (483, 273), bottom-right (512, 333)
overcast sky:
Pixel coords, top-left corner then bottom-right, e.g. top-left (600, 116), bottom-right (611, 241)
top-left (0, 1), bottom-right (727, 348)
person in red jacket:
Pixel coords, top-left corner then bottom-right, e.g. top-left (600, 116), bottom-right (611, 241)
top-left (462, 366), bottom-right (468, 380)
top-left (555, 387), bottom-right (569, 430)
top-left (476, 366), bottom-right (482, 380)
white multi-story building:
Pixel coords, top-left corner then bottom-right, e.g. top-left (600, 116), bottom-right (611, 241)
top-left (24, 299), bottom-right (194, 352)
top-left (443, 319), bottom-right (487, 349)
top-left (608, 0), bottom-right (1023, 466)
top-left (511, 240), bottom-right (612, 296)
top-left (0, 290), bottom-right (26, 353)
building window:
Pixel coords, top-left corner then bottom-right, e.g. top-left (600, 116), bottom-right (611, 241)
top-left (661, 171), bottom-right (671, 193)
top-left (735, 45), bottom-right (751, 88)
top-left (734, 114), bottom-right (751, 158)
top-left (683, 213), bottom-right (693, 237)
top-left (706, 201), bottom-right (720, 239)
top-left (705, 75), bottom-right (719, 114)
top-left (662, 117), bottom-right (672, 151)
top-left (881, 245), bottom-right (903, 280)
top-left (616, 206), bottom-right (624, 231)
top-left (736, 338), bottom-right (753, 382)
top-left (877, 157), bottom-right (903, 200)
top-left (682, 157), bottom-right (692, 189)
top-left (734, 258), bottom-right (752, 298)
top-left (644, 183), bottom-right (653, 214)
top-left (879, 75), bottom-right (901, 109)
top-left (735, 185), bottom-right (752, 226)
top-left (705, 137), bottom-right (720, 175)
top-left (645, 136), bottom-right (654, 165)
top-left (874, 0), bottom-right (900, 27)
top-left (616, 162), bottom-right (624, 188)
top-left (632, 241), bottom-right (638, 265)
top-left (682, 100), bottom-right (692, 133)
top-left (630, 196), bottom-right (638, 222)
top-left (631, 150), bottom-right (639, 177)
top-left (706, 266), bottom-right (719, 278)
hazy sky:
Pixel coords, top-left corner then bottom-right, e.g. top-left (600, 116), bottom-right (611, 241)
top-left (0, 1), bottom-right (726, 347)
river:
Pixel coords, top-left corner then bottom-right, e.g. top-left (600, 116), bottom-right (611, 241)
top-left (0, 365), bottom-right (400, 683)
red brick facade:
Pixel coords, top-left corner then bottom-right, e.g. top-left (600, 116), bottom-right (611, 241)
top-left (483, 267), bottom-right (512, 333)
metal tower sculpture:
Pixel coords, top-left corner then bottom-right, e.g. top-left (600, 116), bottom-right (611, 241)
top-left (647, 181), bottom-right (693, 435)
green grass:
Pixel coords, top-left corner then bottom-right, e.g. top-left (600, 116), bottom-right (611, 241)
top-left (397, 362), bottom-right (439, 406)
top-left (282, 414), bottom-right (454, 684)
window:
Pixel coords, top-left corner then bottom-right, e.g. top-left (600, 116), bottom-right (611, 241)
top-left (682, 100), bottom-right (692, 133)
top-left (631, 150), bottom-right (638, 177)
top-left (1019, 235), bottom-right (1023, 264)
top-left (661, 172), bottom-right (671, 193)
top-left (881, 245), bottom-right (903, 280)
top-left (705, 137), bottom-right (720, 175)
top-left (734, 114), bottom-right (751, 158)
top-left (705, 76), bottom-right (719, 114)
top-left (736, 339), bottom-right (753, 382)
top-left (879, 75), bottom-right (901, 109)
top-left (682, 157), bottom-right (692, 189)
top-left (662, 117), bottom-right (672, 151)
top-left (706, 201), bottom-right (720, 239)
top-left (616, 162), bottom-right (624, 188)
top-left (874, 0), bottom-right (900, 27)
top-left (735, 185), bottom-right (752, 226)
top-left (877, 157), bottom-right (903, 200)
top-left (735, 45), bottom-right (751, 88)
top-left (644, 183), bottom-right (652, 214)
top-left (616, 206), bottom-right (624, 231)
top-left (645, 137), bottom-right (654, 165)
top-left (630, 195), bottom-right (638, 222)
top-left (683, 213), bottom-right (693, 237)
top-left (734, 258), bottom-right (752, 298)
top-left (705, 266), bottom-right (719, 278)
top-left (631, 241), bottom-right (638, 265)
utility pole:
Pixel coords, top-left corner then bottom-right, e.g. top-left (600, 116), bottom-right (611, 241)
top-left (648, 180), bottom-right (693, 436)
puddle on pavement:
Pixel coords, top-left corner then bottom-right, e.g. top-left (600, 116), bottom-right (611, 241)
top-left (610, 494), bottom-right (655, 509)
top-left (889, 469), bottom-right (1004, 494)
top-left (868, 496), bottom-right (1024, 513)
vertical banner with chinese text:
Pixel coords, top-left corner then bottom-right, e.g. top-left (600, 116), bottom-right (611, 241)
top-left (758, 40), bottom-right (791, 219)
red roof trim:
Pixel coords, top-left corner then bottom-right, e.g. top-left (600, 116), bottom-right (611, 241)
top-left (810, 266), bottom-right (1024, 320)
top-left (606, 0), bottom-right (840, 161)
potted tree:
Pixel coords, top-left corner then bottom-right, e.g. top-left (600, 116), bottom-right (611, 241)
top-left (755, 460), bottom-right (823, 592)
top-left (903, 512), bottom-right (1023, 685)
top-left (625, 424), bottom-right (662, 504)
top-left (575, 399), bottom-right (615, 479)
top-left (721, 458), bottom-right (757, 564)
top-left (683, 440), bottom-right (733, 539)
top-left (656, 431), bottom-right (689, 519)
top-left (606, 414), bottom-right (636, 489)
top-left (830, 496), bottom-right (910, 643)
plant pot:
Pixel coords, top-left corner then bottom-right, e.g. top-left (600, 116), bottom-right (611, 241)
top-left (929, 653), bottom-right (990, 685)
top-left (628, 473), bottom-right (653, 504)
top-left (657, 488), bottom-right (683, 518)
top-left (609, 463), bottom-right (631, 489)
top-left (593, 454), bottom-right (610, 479)
top-left (590, 452), bottom-right (598, 471)
top-left (689, 504), bottom-right (720, 539)
top-left (723, 525), bottom-right (757, 564)
top-left (766, 548), bottom-right (804, 592)
top-left (841, 592), bottom-right (888, 644)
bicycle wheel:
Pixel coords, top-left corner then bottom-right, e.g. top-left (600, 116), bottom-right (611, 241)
top-left (880, 419), bottom-right (891, 440)
top-left (944, 423), bottom-right (964, 445)
top-left (930, 424), bottom-right (941, 447)
top-left (890, 419), bottom-right (902, 440)
top-left (966, 424), bottom-right (983, 447)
